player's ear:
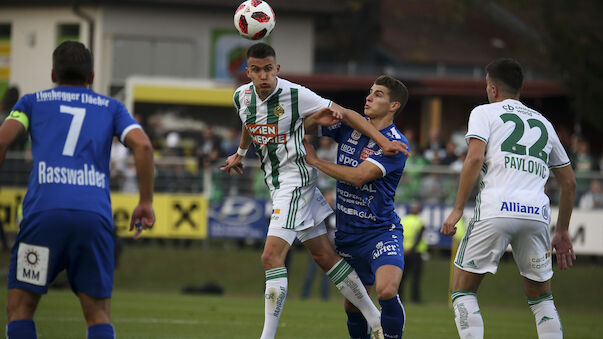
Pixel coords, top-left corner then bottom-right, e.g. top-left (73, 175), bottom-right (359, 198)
top-left (276, 64), bottom-right (280, 75)
top-left (51, 70), bottom-right (56, 83)
top-left (87, 72), bottom-right (95, 85)
top-left (390, 101), bottom-right (400, 113)
top-left (491, 84), bottom-right (499, 99)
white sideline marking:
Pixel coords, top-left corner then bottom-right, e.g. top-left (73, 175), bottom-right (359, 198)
top-left (35, 316), bottom-right (203, 325)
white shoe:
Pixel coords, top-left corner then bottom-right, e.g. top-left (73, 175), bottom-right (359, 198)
top-left (370, 326), bottom-right (385, 339)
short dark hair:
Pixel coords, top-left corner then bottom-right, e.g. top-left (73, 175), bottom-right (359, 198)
top-left (485, 58), bottom-right (523, 95)
top-left (374, 75), bottom-right (408, 116)
top-left (246, 42), bottom-right (276, 60)
top-left (52, 41), bottom-right (93, 85)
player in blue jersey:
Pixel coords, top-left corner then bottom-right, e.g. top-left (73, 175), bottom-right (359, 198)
top-left (304, 75), bottom-right (410, 339)
top-left (0, 41), bottom-right (155, 339)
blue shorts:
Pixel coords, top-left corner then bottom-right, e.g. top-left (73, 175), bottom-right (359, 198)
top-left (8, 209), bottom-right (115, 298)
top-left (335, 226), bottom-right (405, 286)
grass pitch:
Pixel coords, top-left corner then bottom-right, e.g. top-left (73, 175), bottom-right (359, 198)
top-left (1, 244), bottom-right (602, 338)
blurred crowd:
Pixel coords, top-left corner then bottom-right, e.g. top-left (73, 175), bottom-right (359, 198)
top-left (1, 86), bottom-right (602, 209)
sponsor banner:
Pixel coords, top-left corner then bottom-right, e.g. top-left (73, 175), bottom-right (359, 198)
top-left (209, 196), bottom-right (271, 239)
top-left (0, 188), bottom-right (208, 239)
top-left (396, 204), bottom-right (603, 255)
top-left (112, 193), bottom-right (208, 239)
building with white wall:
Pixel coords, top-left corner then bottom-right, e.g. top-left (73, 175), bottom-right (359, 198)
top-left (0, 1), bottom-right (321, 96)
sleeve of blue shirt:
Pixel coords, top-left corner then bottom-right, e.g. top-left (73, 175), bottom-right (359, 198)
top-left (368, 142), bottom-right (408, 176)
top-left (112, 100), bottom-right (141, 143)
top-left (320, 121), bottom-right (347, 144)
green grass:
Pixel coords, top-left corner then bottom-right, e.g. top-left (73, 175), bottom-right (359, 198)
top-left (1, 244), bottom-right (602, 338)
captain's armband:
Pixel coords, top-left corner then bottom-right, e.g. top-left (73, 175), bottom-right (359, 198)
top-left (6, 110), bottom-right (29, 131)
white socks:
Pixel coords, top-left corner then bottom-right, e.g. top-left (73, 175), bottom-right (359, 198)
top-left (451, 291), bottom-right (484, 339)
top-left (528, 293), bottom-right (563, 339)
top-left (327, 259), bottom-right (381, 330)
top-left (260, 267), bottom-right (288, 339)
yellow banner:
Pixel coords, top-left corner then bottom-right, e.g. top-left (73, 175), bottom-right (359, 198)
top-left (0, 188), bottom-right (208, 239)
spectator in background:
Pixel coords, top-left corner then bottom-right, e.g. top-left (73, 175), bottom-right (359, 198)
top-left (395, 144), bottom-right (427, 203)
top-left (403, 128), bottom-right (419, 156)
top-left (399, 202), bottom-right (427, 303)
top-left (423, 127), bottom-right (446, 163)
top-left (571, 134), bottom-right (595, 172)
top-left (450, 150), bottom-right (466, 173)
top-left (197, 125), bottom-right (223, 163)
top-left (441, 140), bottom-right (458, 165)
top-left (110, 137), bottom-right (129, 190)
top-left (221, 126), bottom-right (240, 157)
top-left (579, 179), bottom-right (603, 209)
top-left (163, 131), bottom-right (183, 157)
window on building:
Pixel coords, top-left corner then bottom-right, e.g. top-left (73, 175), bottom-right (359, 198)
top-left (57, 23), bottom-right (80, 45)
top-left (112, 37), bottom-right (195, 86)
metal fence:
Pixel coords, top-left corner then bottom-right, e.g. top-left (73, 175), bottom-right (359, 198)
top-left (2, 151), bottom-right (602, 209)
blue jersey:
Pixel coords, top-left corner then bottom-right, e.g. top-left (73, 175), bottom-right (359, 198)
top-left (10, 86), bottom-right (140, 223)
top-left (321, 121), bottom-right (408, 233)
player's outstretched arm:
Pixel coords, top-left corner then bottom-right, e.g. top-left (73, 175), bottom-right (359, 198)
top-left (303, 139), bottom-right (382, 187)
top-left (0, 119), bottom-right (26, 168)
top-left (124, 128), bottom-right (155, 239)
top-left (304, 107), bottom-right (342, 135)
top-left (551, 165), bottom-right (577, 270)
top-left (441, 138), bottom-right (485, 236)
top-left (330, 102), bottom-right (407, 156)
top-left (220, 125), bottom-right (251, 176)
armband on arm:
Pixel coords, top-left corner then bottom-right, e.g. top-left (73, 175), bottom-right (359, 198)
top-left (6, 110), bottom-right (29, 131)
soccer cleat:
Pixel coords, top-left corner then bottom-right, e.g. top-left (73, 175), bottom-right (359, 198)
top-left (370, 326), bottom-right (385, 339)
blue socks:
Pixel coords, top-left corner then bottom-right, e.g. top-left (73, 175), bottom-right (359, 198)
top-left (7, 320), bottom-right (37, 339)
top-left (346, 311), bottom-right (369, 339)
top-left (6, 320), bottom-right (113, 339)
top-left (87, 323), bottom-right (115, 339)
top-left (379, 296), bottom-right (406, 338)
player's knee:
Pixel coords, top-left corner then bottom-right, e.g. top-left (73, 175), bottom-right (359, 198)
top-left (261, 251), bottom-right (283, 270)
top-left (376, 282), bottom-right (399, 300)
top-left (6, 298), bottom-right (36, 321)
top-left (310, 251), bottom-right (335, 271)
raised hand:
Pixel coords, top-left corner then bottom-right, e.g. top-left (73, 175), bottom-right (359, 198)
top-left (380, 140), bottom-right (409, 157)
top-left (312, 107), bottom-right (343, 126)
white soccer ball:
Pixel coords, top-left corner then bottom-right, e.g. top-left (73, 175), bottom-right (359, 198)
top-left (234, 0), bottom-right (276, 40)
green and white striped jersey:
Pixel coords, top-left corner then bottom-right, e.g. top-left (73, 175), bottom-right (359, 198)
top-left (466, 99), bottom-right (570, 223)
top-left (234, 78), bottom-right (331, 192)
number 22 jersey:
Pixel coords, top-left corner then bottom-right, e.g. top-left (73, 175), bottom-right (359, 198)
top-left (8, 86), bottom-right (140, 223)
top-left (466, 99), bottom-right (570, 223)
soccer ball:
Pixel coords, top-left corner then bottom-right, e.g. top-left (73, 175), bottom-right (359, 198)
top-left (234, 0), bottom-right (276, 40)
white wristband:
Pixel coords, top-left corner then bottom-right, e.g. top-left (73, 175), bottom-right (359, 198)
top-left (236, 147), bottom-right (248, 157)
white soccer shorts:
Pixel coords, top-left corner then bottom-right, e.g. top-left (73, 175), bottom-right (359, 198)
top-left (267, 186), bottom-right (332, 245)
top-left (454, 217), bottom-right (553, 282)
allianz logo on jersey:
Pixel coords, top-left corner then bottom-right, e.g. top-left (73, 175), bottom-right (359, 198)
top-left (500, 202), bottom-right (549, 220)
top-left (247, 124), bottom-right (287, 145)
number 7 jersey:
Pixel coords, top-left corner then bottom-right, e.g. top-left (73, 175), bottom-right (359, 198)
top-left (7, 86), bottom-right (140, 223)
top-left (466, 99), bottom-right (570, 223)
